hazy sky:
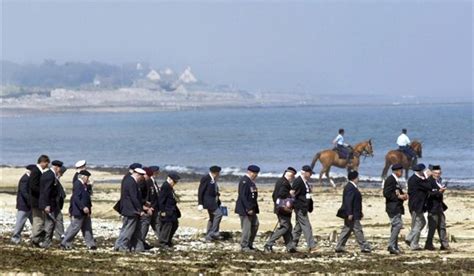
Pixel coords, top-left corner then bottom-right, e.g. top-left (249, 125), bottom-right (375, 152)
top-left (1, 0), bottom-right (472, 96)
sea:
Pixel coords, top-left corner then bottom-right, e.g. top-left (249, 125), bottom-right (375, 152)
top-left (1, 103), bottom-right (473, 188)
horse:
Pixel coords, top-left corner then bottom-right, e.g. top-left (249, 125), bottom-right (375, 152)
top-left (381, 140), bottom-right (422, 183)
top-left (310, 139), bottom-right (374, 188)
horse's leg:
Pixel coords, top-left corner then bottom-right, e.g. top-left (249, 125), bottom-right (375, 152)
top-left (381, 161), bottom-right (390, 188)
top-left (319, 167), bottom-right (325, 187)
top-left (326, 167), bottom-right (336, 188)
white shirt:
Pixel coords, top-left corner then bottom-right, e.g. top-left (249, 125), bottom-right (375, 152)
top-left (36, 164), bottom-right (48, 174)
top-left (397, 133), bottom-right (411, 147)
top-left (415, 172), bottom-right (425, 180)
top-left (333, 134), bottom-right (345, 146)
top-left (349, 181), bottom-right (358, 188)
top-left (391, 173), bottom-right (400, 183)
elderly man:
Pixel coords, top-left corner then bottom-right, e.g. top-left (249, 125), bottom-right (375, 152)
top-left (335, 170), bottom-right (371, 253)
top-left (264, 167), bottom-right (297, 253)
top-left (235, 165), bottom-right (261, 252)
top-left (135, 167), bottom-right (155, 251)
top-left (61, 170), bottom-right (96, 250)
top-left (38, 160), bottom-right (67, 248)
top-left (291, 165), bottom-right (317, 253)
top-left (405, 163), bottom-right (432, 250)
top-left (29, 155), bottom-right (50, 247)
top-left (198, 165), bottom-right (223, 242)
top-left (11, 164), bottom-right (36, 244)
top-left (114, 167), bottom-right (146, 252)
top-left (383, 163), bottom-right (408, 254)
top-left (157, 173), bottom-right (181, 250)
top-left (147, 166), bottom-right (162, 241)
top-left (425, 165), bottom-right (450, 251)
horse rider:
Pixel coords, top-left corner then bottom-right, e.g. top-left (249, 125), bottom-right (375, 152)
top-left (333, 128), bottom-right (353, 166)
top-left (397, 129), bottom-right (416, 165)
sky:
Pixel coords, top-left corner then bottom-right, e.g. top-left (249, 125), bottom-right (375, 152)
top-left (1, 0), bottom-right (472, 97)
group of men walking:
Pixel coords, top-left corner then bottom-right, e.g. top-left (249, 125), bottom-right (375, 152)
top-left (12, 155), bottom-right (96, 250)
top-left (11, 154), bottom-right (450, 254)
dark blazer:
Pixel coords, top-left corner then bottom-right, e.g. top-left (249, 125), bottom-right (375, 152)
top-left (407, 173), bottom-right (432, 213)
top-left (198, 174), bottom-right (220, 211)
top-left (56, 180), bottom-right (66, 211)
top-left (16, 173), bottom-right (31, 211)
top-left (138, 178), bottom-right (150, 205)
top-left (383, 175), bottom-right (405, 217)
top-left (28, 165), bottom-right (43, 208)
top-left (272, 176), bottom-right (292, 215)
top-left (158, 181), bottom-right (180, 222)
top-left (39, 170), bottom-right (59, 211)
top-left (119, 174), bottom-right (143, 217)
top-left (235, 175), bottom-right (259, 216)
top-left (425, 177), bottom-right (448, 214)
top-left (70, 179), bottom-right (92, 217)
top-left (147, 178), bottom-right (160, 209)
top-left (292, 176), bottom-right (313, 213)
top-left (337, 182), bottom-right (363, 220)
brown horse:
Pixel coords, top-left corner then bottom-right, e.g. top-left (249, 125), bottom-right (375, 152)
top-left (381, 140), bottom-right (422, 182)
top-left (310, 140), bottom-right (374, 187)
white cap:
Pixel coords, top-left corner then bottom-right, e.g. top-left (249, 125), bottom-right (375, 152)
top-left (75, 160), bottom-right (87, 168)
top-left (134, 168), bottom-right (146, 175)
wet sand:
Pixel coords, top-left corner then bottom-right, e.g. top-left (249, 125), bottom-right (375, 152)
top-left (0, 167), bottom-right (473, 274)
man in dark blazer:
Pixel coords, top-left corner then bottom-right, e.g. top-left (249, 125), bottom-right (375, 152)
top-left (291, 165), bottom-right (317, 253)
top-left (11, 164), bottom-right (35, 244)
top-left (61, 170), bottom-right (96, 250)
top-left (158, 173), bottom-right (181, 249)
top-left (264, 167), bottom-right (297, 253)
top-left (383, 163), bottom-right (408, 254)
top-left (135, 167), bottom-right (155, 251)
top-left (29, 155), bottom-right (50, 246)
top-left (198, 165), bottom-right (223, 241)
top-left (424, 165), bottom-right (450, 250)
top-left (147, 166), bottom-right (162, 241)
top-left (235, 165), bottom-right (260, 252)
top-left (114, 167), bottom-right (146, 252)
top-left (335, 170), bottom-right (371, 253)
top-left (405, 163), bottom-right (432, 250)
top-left (39, 160), bottom-right (67, 248)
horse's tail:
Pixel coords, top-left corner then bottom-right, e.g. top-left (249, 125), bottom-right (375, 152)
top-left (311, 152), bottom-right (321, 170)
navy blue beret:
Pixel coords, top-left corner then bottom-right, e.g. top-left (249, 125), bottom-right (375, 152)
top-left (392, 164), bottom-right (403, 171)
top-left (247, 165), bottom-right (260, 173)
top-left (129, 163), bottom-right (143, 170)
top-left (412, 163), bottom-right (426, 171)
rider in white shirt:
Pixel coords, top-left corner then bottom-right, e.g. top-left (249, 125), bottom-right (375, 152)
top-left (333, 128), bottom-right (353, 165)
top-left (397, 128), bottom-right (416, 163)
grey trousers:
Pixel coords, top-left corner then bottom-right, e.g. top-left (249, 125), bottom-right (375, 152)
top-left (426, 212), bottom-right (449, 248)
top-left (151, 212), bottom-right (162, 240)
top-left (54, 212), bottom-right (65, 240)
top-left (265, 214), bottom-right (294, 250)
top-left (114, 216), bottom-right (140, 252)
top-left (11, 210), bottom-right (32, 243)
top-left (133, 215), bottom-right (151, 251)
top-left (61, 215), bottom-right (96, 248)
top-left (405, 211), bottom-right (426, 249)
top-left (42, 211), bottom-right (63, 247)
top-left (335, 219), bottom-right (370, 251)
top-left (388, 214), bottom-right (403, 249)
top-left (159, 220), bottom-right (179, 247)
top-left (292, 209), bottom-right (316, 249)
top-left (206, 208), bottom-right (223, 240)
top-left (31, 208), bottom-right (45, 244)
top-left (239, 215), bottom-right (259, 249)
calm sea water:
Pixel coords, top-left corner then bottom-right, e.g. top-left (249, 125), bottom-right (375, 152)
top-left (1, 103), bottom-right (472, 186)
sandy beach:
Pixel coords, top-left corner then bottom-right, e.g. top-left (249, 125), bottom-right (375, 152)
top-left (0, 167), bottom-right (473, 274)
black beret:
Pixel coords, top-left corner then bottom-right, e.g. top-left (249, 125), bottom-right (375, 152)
top-left (168, 173), bottom-right (181, 182)
top-left (247, 165), bottom-right (260, 173)
top-left (348, 170), bottom-right (359, 181)
top-left (128, 163), bottom-right (143, 170)
top-left (302, 165), bottom-right (315, 174)
top-left (26, 164), bottom-right (36, 171)
top-left (51, 160), bottom-right (63, 167)
top-left (149, 166), bottom-right (160, 172)
top-left (209, 166), bottom-right (222, 173)
top-left (412, 163), bottom-right (426, 171)
top-left (391, 164), bottom-right (403, 171)
top-left (285, 167), bottom-right (297, 174)
top-left (79, 170), bottom-right (91, 177)
top-left (431, 165), bottom-right (441, 171)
